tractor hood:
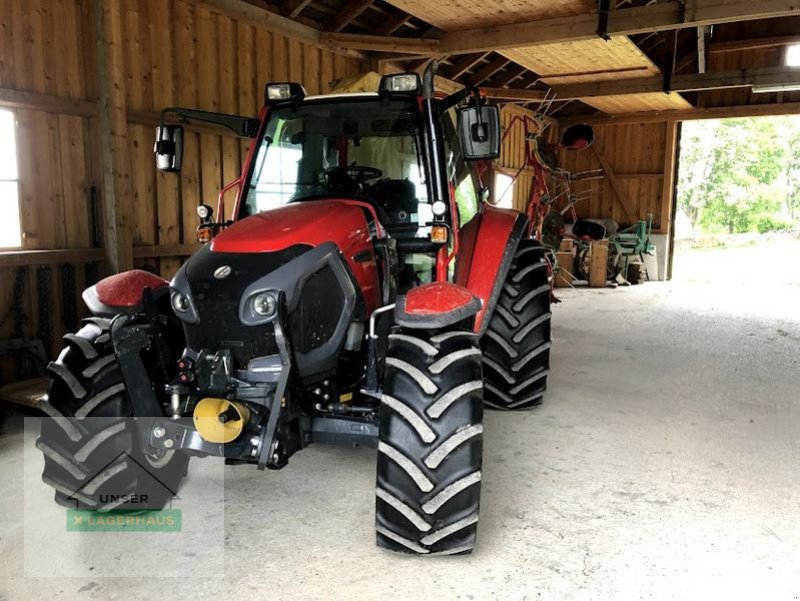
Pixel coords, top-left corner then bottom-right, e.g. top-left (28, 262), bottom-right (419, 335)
top-left (212, 201), bottom-right (373, 256)
top-left (210, 200), bottom-right (380, 312)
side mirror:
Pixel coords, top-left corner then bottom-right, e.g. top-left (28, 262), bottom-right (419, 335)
top-left (457, 105), bottom-right (500, 161)
top-left (154, 125), bottom-right (184, 172)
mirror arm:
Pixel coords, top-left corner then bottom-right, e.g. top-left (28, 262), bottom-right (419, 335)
top-left (471, 88), bottom-right (484, 127)
top-left (439, 85), bottom-right (475, 113)
top-left (158, 107), bottom-right (260, 138)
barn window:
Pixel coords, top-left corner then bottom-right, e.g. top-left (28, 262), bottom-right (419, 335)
top-left (0, 109), bottom-right (21, 249)
top-left (787, 44), bottom-right (800, 67)
top-left (494, 172), bottom-right (515, 209)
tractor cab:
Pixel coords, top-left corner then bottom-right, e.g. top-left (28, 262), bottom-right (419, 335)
top-left (242, 91), bottom-right (438, 291)
top-left (155, 70), bottom-right (501, 293)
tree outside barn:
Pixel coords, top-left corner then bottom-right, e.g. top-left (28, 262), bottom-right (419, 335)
top-left (677, 116), bottom-right (800, 236)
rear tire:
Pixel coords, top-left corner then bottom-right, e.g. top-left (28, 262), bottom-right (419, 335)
top-left (38, 318), bottom-right (188, 512)
top-left (481, 240), bottom-right (551, 410)
top-left (376, 327), bottom-right (483, 555)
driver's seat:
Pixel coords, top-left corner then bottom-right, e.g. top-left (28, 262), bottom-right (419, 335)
top-left (371, 179), bottom-right (418, 230)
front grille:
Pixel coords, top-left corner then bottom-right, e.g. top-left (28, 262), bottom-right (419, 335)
top-left (183, 244), bottom-right (311, 368)
top-left (184, 308), bottom-right (276, 368)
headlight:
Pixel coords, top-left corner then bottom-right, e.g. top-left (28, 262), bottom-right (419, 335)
top-left (172, 292), bottom-right (190, 313)
top-left (252, 292), bottom-right (277, 318)
top-left (432, 200), bottom-right (447, 216)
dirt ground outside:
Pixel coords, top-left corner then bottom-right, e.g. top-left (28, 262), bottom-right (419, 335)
top-left (671, 233), bottom-right (800, 287)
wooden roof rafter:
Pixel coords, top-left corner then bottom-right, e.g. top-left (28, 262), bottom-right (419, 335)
top-left (377, 11), bottom-right (412, 35)
top-left (445, 52), bottom-right (489, 80)
top-left (326, 0), bottom-right (375, 32)
top-left (490, 65), bottom-right (529, 88)
top-left (282, 0), bottom-right (313, 18)
top-left (468, 55), bottom-right (510, 86)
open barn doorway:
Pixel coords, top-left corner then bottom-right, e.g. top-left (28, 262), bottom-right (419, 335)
top-left (672, 115), bottom-right (800, 286)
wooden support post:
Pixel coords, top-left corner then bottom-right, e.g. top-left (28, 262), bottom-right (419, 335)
top-left (662, 30), bottom-right (678, 93)
top-left (660, 120), bottom-right (679, 236)
top-left (697, 26), bottom-right (708, 74)
top-left (94, 0), bottom-right (134, 273)
top-left (591, 146), bottom-right (638, 224)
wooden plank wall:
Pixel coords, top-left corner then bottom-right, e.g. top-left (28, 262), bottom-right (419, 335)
top-left (121, 0), bottom-right (363, 279)
top-left (557, 121), bottom-right (671, 232)
top-left (0, 0), bottom-right (364, 384)
top-left (0, 0), bottom-right (96, 382)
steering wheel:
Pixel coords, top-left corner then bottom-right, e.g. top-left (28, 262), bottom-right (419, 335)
top-left (322, 165), bottom-right (383, 188)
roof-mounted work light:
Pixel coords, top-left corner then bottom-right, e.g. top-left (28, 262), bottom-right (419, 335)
top-left (264, 82), bottom-right (306, 105)
top-left (379, 73), bottom-right (421, 94)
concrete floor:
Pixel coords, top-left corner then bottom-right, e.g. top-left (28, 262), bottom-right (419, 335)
top-left (1, 281), bottom-right (799, 600)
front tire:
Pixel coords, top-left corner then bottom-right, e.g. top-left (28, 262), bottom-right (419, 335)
top-left (481, 240), bottom-right (552, 410)
top-left (376, 327), bottom-right (483, 555)
top-left (37, 318), bottom-right (188, 512)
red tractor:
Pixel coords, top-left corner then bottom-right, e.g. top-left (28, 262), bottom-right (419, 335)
top-left (36, 67), bottom-right (552, 555)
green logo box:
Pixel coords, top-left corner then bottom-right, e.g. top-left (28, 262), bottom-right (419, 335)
top-left (67, 509), bottom-right (182, 532)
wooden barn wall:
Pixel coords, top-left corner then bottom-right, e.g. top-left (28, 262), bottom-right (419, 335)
top-left (0, 0), bottom-right (96, 383)
top-left (122, 0), bottom-right (364, 279)
top-left (0, 0), bottom-right (364, 384)
top-left (557, 121), bottom-right (672, 233)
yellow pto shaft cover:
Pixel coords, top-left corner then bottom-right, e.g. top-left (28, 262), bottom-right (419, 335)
top-left (193, 397), bottom-right (250, 444)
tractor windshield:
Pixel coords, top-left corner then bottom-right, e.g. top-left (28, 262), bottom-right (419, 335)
top-left (242, 97), bottom-right (431, 226)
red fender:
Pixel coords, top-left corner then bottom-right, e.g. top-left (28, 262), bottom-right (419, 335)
top-left (455, 206), bottom-right (528, 334)
top-left (395, 282), bottom-right (481, 329)
top-left (82, 269), bottom-right (169, 316)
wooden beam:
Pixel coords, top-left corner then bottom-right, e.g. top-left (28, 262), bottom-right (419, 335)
top-left (560, 100), bottom-right (800, 126)
top-left (436, 0), bottom-right (800, 55)
top-left (197, 0), bottom-right (365, 59)
top-left (478, 87), bottom-right (547, 101)
top-left (0, 248), bottom-right (106, 268)
top-left (617, 173), bottom-right (664, 180)
top-left (710, 34), bottom-right (800, 53)
top-left (94, 0), bottom-right (134, 273)
top-left (327, 0), bottom-right (374, 33)
top-left (0, 87), bottom-right (97, 118)
top-left (200, 0), bottom-right (319, 41)
top-left (319, 32), bottom-right (440, 54)
top-left (551, 66), bottom-right (800, 100)
top-left (434, 75), bottom-right (463, 94)
top-left (373, 52), bottom-right (427, 65)
top-left (591, 146), bottom-right (638, 223)
top-left (302, 1), bottom-right (800, 58)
